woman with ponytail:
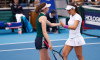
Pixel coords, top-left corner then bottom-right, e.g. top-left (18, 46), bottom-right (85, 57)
top-left (60, 4), bottom-right (85, 60)
top-left (35, 2), bottom-right (61, 60)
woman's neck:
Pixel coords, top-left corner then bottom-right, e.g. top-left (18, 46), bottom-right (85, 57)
top-left (72, 12), bottom-right (76, 16)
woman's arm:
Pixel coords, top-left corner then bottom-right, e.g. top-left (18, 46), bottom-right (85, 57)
top-left (46, 20), bottom-right (60, 27)
top-left (60, 20), bottom-right (80, 30)
top-left (68, 20), bottom-right (79, 30)
top-left (39, 16), bottom-right (52, 50)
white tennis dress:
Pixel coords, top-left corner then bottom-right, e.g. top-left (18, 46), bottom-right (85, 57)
top-left (65, 13), bottom-right (86, 46)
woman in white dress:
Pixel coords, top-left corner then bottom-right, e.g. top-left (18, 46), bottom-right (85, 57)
top-left (60, 4), bottom-right (86, 60)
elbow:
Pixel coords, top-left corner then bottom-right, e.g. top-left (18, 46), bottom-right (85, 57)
top-left (72, 27), bottom-right (77, 30)
top-left (73, 28), bottom-right (76, 30)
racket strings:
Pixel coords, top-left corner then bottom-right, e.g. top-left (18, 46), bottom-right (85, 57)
top-left (53, 51), bottom-right (63, 60)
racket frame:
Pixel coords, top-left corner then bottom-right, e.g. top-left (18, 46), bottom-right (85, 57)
top-left (44, 40), bottom-right (64, 60)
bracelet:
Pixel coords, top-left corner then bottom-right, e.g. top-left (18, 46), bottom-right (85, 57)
top-left (64, 25), bottom-right (68, 28)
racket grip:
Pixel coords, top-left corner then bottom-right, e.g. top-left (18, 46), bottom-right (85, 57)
top-left (44, 41), bottom-right (49, 47)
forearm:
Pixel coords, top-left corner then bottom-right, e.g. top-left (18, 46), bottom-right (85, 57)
top-left (47, 20), bottom-right (60, 27)
top-left (64, 25), bottom-right (76, 30)
top-left (43, 32), bottom-right (51, 44)
top-left (63, 20), bottom-right (79, 30)
top-left (50, 23), bottom-right (60, 27)
top-left (68, 26), bottom-right (76, 30)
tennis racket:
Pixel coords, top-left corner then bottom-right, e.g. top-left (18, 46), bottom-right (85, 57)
top-left (44, 40), bottom-right (64, 60)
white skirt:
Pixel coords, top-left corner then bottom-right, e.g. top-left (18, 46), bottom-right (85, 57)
top-left (65, 35), bottom-right (86, 46)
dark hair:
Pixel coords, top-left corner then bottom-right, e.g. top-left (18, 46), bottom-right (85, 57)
top-left (51, 9), bottom-right (56, 14)
top-left (35, 2), bottom-right (46, 13)
top-left (70, 4), bottom-right (80, 15)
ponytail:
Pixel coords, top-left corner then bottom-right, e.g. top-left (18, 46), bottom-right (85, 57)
top-left (71, 4), bottom-right (81, 15)
top-left (35, 2), bottom-right (46, 14)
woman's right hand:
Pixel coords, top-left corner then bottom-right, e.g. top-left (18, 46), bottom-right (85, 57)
top-left (60, 21), bottom-right (65, 27)
top-left (49, 43), bottom-right (53, 51)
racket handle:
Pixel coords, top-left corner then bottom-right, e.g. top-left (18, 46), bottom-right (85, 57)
top-left (44, 40), bottom-right (49, 47)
